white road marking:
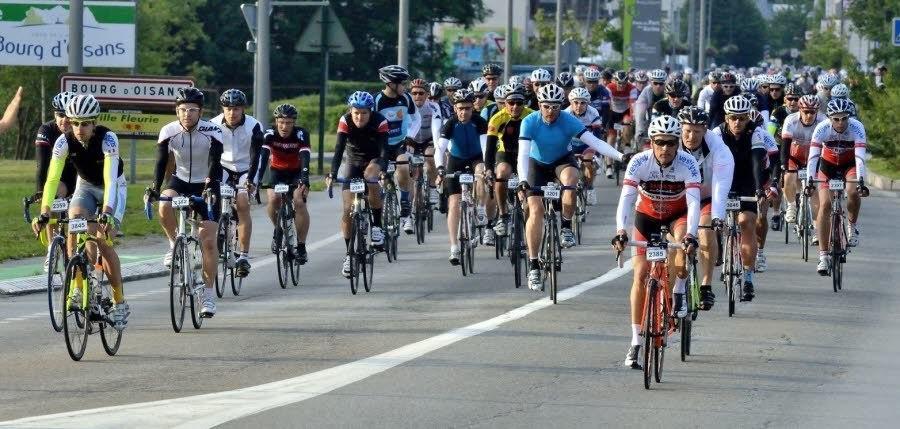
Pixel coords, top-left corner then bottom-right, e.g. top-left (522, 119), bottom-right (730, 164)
top-left (0, 260), bottom-right (633, 428)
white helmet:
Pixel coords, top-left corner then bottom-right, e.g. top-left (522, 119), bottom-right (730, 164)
top-left (769, 74), bottom-right (788, 86)
top-left (830, 83), bottom-right (850, 99)
top-left (508, 75), bottom-right (525, 86)
top-left (724, 95), bottom-right (753, 115)
top-left (536, 83), bottom-right (566, 103)
top-left (648, 115), bottom-right (681, 138)
top-left (531, 68), bottom-right (552, 83)
top-left (468, 78), bottom-right (489, 95)
top-left (648, 69), bottom-right (667, 83)
top-left (819, 73), bottom-right (840, 89)
top-left (443, 77), bottom-right (462, 91)
top-left (574, 65), bottom-right (585, 75)
top-left (740, 77), bottom-right (759, 93)
top-left (51, 91), bottom-right (77, 113)
top-left (568, 87), bottom-right (591, 102)
top-left (583, 68), bottom-right (601, 82)
top-left (65, 94), bottom-right (101, 119)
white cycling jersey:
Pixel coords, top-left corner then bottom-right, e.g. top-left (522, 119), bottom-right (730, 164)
top-left (682, 130), bottom-right (735, 220)
top-left (563, 104), bottom-right (601, 148)
top-left (209, 113), bottom-right (262, 173)
top-left (807, 117), bottom-right (867, 180)
top-left (158, 120), bottom-right (224, 184)
top-left (781, 111), bottom-right (826, 146)
top-left (697, 85), bottom-right (715, 112)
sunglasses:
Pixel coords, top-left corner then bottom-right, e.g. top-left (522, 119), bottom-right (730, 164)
top-left (410, 91), bottom-right (427, 96)
top-left (651, 82), bottom-right (664, 86)
top-left (505, 101), bottom-right (524, 106)
top-left (800, 109), bottom-right (817, 114)
top-left (786, 97), bottom-right (800, 102)
top-left (177, 107), bottom-right (200, 114)
top-left (726, 114), bottom-right (749, 122)
top-left (769, 87), bottom-right (783, 91)
top-left (540, 104), bottom-right (561, 111)
top-left (70, 120), bottom-right (95, 127)
top-left (484, 76), bottom-right (498, 81)
top-left (651, 139), bottom-right (679, 147)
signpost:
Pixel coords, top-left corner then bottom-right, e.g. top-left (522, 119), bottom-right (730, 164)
top-left (893, 17), bottom-right (899, 46)
top-left (561, 39), bottom-right (581, 72)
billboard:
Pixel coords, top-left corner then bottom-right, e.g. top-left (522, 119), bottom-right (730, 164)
top-left (442, 27), bottom-right (518, 69)
top-left (0, 1), bottom-right (136, 67)
top-left (630, 0), bottom-right (662, 69)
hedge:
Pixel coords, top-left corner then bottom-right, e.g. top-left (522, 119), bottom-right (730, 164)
top-left (268, 81), bottom-right (384, 134)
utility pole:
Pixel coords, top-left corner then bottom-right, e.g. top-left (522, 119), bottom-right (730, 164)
top-left (398, 0), bottom-right (409, 67)
top-left (68, 0), bottom-right (83, 72)
top-left (688, 0), bottom-right (696, 71)
top-left (554, 0), bottom-right (563, 76)
top-left (698, 0), bottom-right (706, 72)
top-left (256, 0), bottom-right (271, 126)
top-left (504, 0), bottom-right (512, 83)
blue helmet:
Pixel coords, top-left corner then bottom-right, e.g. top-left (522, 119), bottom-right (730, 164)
top-left (347, 91), bottom-right (374, 109)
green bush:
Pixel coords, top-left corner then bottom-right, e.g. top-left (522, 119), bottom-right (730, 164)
top-left (268, 80), bottom-right (383, 134)
top-left (852, 74), bottom-right (899, 161)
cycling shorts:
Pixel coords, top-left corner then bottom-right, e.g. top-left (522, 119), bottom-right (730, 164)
top-left (164, 176), bottom-right (219, 222)
top-left (603, 110), bottom-right (633, 129)
top-left (633, 210), bottom-right (687, 256)
top-left (527, 154), bottom-right (576, 197)
top-left (495, 151), bottom-right (517, 173)
top-left (70, 176), bottom-right (127, 226)
top-left (343, 159), bottom-right (381, 191)
top-left (787, 143), bottom-right (809, 171)
top-left (222, 167), bottom-right (250, 192)
top-left (445, 155), bottom-right (483, 196)
top-left (816, 161), bottom-right (857, 190)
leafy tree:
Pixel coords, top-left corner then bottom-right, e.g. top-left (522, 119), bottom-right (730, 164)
top-left (531, 8), bottom-right (615, 62)
top-left (766, 0), bottom-right (814, 58)
top-left (707, 0), bottom-right (767, 67)
top-left (137, 0), bottom-right (210, 83)
top-left (846, 0), bottom-right (900, 73)
top-left (801, 26), bottom-right (856, 70)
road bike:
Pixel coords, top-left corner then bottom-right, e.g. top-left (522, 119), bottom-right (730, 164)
top-left (329, 178), bottom-right (378, 295)
top-left (24, 192), bottom-right (70, 332)
top-left (271, 183), bottom-right (302, 289)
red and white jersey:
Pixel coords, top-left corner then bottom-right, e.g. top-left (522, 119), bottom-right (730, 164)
top-left (621, 150), bottom-right (701, 218)
top-left (781, 111), bottom-right (825, 147)
top-left (810, 118), bottom-right (866, 166)
top-left (606, 82), bottom-right (638, 113)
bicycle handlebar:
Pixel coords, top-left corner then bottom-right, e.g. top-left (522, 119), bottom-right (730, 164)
top-left (327, 178), bottom-right (380, 199)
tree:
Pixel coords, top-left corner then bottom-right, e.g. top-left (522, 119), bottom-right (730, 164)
top-left (766, 0), bottom-right (814, 59)
top-left (707, 0), bottom-right (767, 67)
top-left (846, 0), bottom-right (900, 73)
top-left (136, 0), bottom-right (210, 83)
top-left (801, 26), bottom-right (856, 70)
top-left (531, 8), bottom-right (615, 62)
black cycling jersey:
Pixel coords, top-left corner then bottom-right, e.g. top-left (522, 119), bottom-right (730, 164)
top-left (708, 88), bottom-right (743, 129)
top-left (58, 125), bottom-right (124, 186)
top-left (651, 98), bottom-right (692, 119)
top-left (331, 111), bottom-right (390, 177)
top-left (35, 120), bottom-right (76, 192)
top-left (716, 123), bottom-right (768, 195)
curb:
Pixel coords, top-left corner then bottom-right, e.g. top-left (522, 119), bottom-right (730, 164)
top-left (0, 260), bottom-right (168, 297)
top-left (868, 171), bottom-right (896, 191)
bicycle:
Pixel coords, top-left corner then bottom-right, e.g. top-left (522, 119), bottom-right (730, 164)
top-left (409, 151), bottom-right (435, 245)
top-left (24, 192), bottom-right (70, 332)
top-left (721, 193), bottom-right (759, 317)
top-left (329, 178), bottom-right (378, 295)
top-left (616, 229), bottom-right (683, 389)
top-left (501, 176), bottom-right (528, 288)
top-left (680, 253), bottom-right (700, 362)
top-left (382, 161), bottom-right (402, 263)
top-left (61, 218), bottom-right (123, 360)
top-left (215, 183), bottom-right (244, 297)
top-left (538, 182), bottom-right (575, 304)
top-left (147, 192), bottom-right (214, 333)
top-left (814, 178), bottom-right (857, 293)
top-left (271, 183), bottom-right (302, 289)
top-left (795, 171), bottom-right (814, 262)
top-left (443, 168), bottom-right (479, 277)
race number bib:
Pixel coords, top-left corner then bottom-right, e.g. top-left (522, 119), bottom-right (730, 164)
top-left (645, 246), bottom-right (667, 262)
top-left (349, 180), bottom-right (366, 193)
top-left (828, 179), bottom-right (845, 191)
top-left (726, 199), bottom-right (741, 211)
top-left (219, 185), bottom-right (235, 198)
top-left (51, 199), bottom-right (69, 213)
top-left (274, 184), bottom-right (290, 194)
top-left (171, 196), bottom-right (190, 208)
top-left (68, 218), bottom-right (88, 234)
top-left (458, 174), bottom-right (474, 184)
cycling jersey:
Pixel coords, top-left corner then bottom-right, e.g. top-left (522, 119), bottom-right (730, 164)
top-left (682, 131), bottom-right (735, 220)
top-left (781, 111), bottom-right (825, 170)
top-left (606, 82), bottom-right (638, 114)
top-left (563, 105), bottom-right (601, 151)
top-left (713, 123), bottom-right (769, 198)
top-left (588, 85), bottom-right (611, 116)
top-left (708, 89), bottom-right (743, 129)
top-left (435, 115), bottom-right (488, 167)
top-left (634, 86), bottom-right (666, 137)
top-left (155, 120), bottom-right (224, 190)
top-left (767, 105), bottom-right (792, 137)
top-left (652, 98), bottom-right (692, 119)
top-left (481, 102), bottom-right (500, 122)
top-left (616, 149), bottom-right (702, 237)
top-left (41, 126), bottom-right (123, 213)
top-left (262, 126), bottom-right (311, 172)
top-left (374, 91), bottom-right (420, 146)
top-left (807, 117), bottom-right (866, 180)
top-left (484, 107), bottom-right (533, 170)
top-left (331, 112), bottom-right (389, 177)
top-left (209, 113), bottom-right (263, 178)
top-left (34, 120), bottom-right (76, 193)
top-left (413, 100), bottom-right (443, 145)
top-left (696, 85), bottom-right (715, 112)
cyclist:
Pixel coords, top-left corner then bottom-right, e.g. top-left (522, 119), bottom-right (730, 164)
top-left (152, 87), bottom-right (224, 317)
top-left (528, 68), bottom-right (553, 110)
top-left (325, 91), bottom-right (390, 277)
top-left (768, 83), bottom-right (803, 139)
top-left (409, 78), bottom-right (442, 205)
top-left (33, 94), bottom-right (129, 330)
top-left (376, 65), bottom-right (421, 235)
top-left (679, 107), bottom-right (733, 311)
top-left (634, 69), bottom-right (668, 146)
top-left (518, 84), bottom-right (624, 290)
top-left (259, 104), bottom-right (312, 264)
top-left (604, 70), bottom-right (638, 178)
top-left (469, 78), bottom-right (491, 114)
top-left (209, 89), bottom-right (263, 277)
top-left (484, 84), bottom-right (531, 237)
top-left (806, 98), bottom-right (869, 275)
top-left (482, 63), bottom-right (503, 101)
top-left (781, 95), bottom-right (824, 226)
top-left (583, 68), bottom-right (610, 121)
top-left (815, 73), bottom-right (840, 115)
top-left (443, 77), bottom-right (463, 101)
top-left (708, 72), bottom-right (741, 129)
top-left (696, 71), bottom-right (722, 113)
top-left (435, 89), bottom-right (491, 263)
top-left (764, 75), bottom-right (787, 123)
top-left (711, 96), bottom-right (772, 301)
top-left (651, 79), bottom-right (691, 119)
top-left (829, 83), bottom-right (857, 116)
top-left (36, 92), bottom-right (78, 198)
top-left (556, 72), bottom-right (575, 109)
top-left (632, 70), bottom-right (649, 94)
top-left (612, 115), bottom-right (701, 370)
top-left (564, 87), bottom-right (603, 205)
top-left (429, 82), bottom-right (453, 121)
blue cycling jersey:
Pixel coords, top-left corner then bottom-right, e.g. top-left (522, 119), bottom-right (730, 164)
top-left (441, 116), bottom-right (488, 160)
top-left (374, 91), bottom-right (417, 146)
top-left (519, 110), bottom-right (587, 164)
top-left (589, 86), bottom-right (611, 115)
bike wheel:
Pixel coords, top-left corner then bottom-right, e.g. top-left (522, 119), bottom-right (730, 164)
top-left (655, 284), bottom-right (669, 383)
top-left (363, 250), bottom-right (374, 293)
top-left (725, 234), bottom-right (736, 317)
top-left (800, 202), bottom-right (810, 262)
top-left (230, 268), bottom-right (243, 296)
top-left (169, 238), bottom-right (187, 333)
top-left (467, 210), bottom-right (476, 274)
top-left (549, 221), bottom-right (559, 304)
top-left (100, 293), bottom-right (122, 356)
top-left (215, 217), bottom-right (229, 298)
top-left (62, 257), bottom-right (89, 361)
top-left (831, 214), bottom-right (842, 293)
top-left (289, 227), bottom-right (301, 287)
top-left (348, 218), bottom-right (359, 295)
top-left (47, 236), bottom-right (67, 332)
top-left (643, 279), bottom-right (656, 389)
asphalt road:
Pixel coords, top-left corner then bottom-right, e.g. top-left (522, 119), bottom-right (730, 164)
top-left (1, 179), bottom-right (899, 428)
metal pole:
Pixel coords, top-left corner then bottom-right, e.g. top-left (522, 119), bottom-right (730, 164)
top-left (705, 0), bottom-right (711, 65)
top-left (68, 0), bottom-right (84, 72)
top-left (130, 0), bottom-right (139, 184)
top-left (554, 0), bottom-right (563, 76)
top-left (317, 5), bottom-right (329, 175)
top-left (698, 0), bottom-right (705, 72)
top-left (504, 0), bottom-right (512, 83)
top-left (256, 0), bottom-right (271, 127)
top-left (398, 0), bottom-right (409, 67)
top-left (40, 67), bottom-right (46, 124)
top-left (688, 0), bottom-right (696, 71)
top-left (838, 0), bottom-right (845, 40)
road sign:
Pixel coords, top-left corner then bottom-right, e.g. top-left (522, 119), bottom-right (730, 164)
top-left (893, 17), bottom-right (900, 46)
top-left (561, 39), bottom-right (581, 65)
top-left (295, 7), bottom-right (353, 53)
top-left (240, 3), bottom-right (273, 40)
top-left (60, 74), bottom-right (194, 107)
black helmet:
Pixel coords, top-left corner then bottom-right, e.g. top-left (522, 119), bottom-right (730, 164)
top-left (740, 92), bottom-right (759, 108)
top-left (601, 70), bottom-right (613, 81)
top-left (219, 89), bottom-right (247, 107)
top-left (428, 82), bottom-right (444, 98)
top-left (272, 103), bottom-right (298, 119)
top-left (378, 65), bottom-right (410, 84)
top-left (784, 83), bottom-right (803, 96)
top-left (175, 87), bottom-right (204, 106)
top-left (613, 70), bottom-right (628, 82)
top-left (665, 79), bottom-right (688, 97)
top-left (451, 89), bottom-right (476, 104)
top-left (482, 63), bottom-right (503, 77)
top-left (678, 106), bottom-right (709, 125)
top-left (555, 72), bottom-right (575, 88)
top-left (503, 84), bottom-right (527, 101)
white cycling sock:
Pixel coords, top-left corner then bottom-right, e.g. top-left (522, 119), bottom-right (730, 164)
top-left (674, 277), bottom-right (687, 294)
top-left (631, 324), bottom-right (641, 346)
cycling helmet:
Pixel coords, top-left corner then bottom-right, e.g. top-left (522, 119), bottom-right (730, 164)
top-left (347, 91), bottom-right (375, 109)
top-left (633, 70), bottom-right (649, 83)
top-left (556, 72), bottom-right (575, 88)
top-left (665, 79), bottom-right (688, 97)
top-left (784, 83), bottom-right (803, 96)
top-left (613, 70), bottom-right (628, 83)
top-left (600, 70), bottom-right (613, 81)
top-left (493, 85), bottom-right (506, 101)
top-left (536, 83), bottom-right (566, 103)
top-left (65, 94), bottom-right (100, 119)
top-left (443, 77), bottom-right (462, 91)
top-left (708, 71), bottom-right (723, 83)
top-left (721, 72), bottom-right (737, 84)
top-left (522, 77), bottom-right (534, 94)
top-left (677, 106), bottom-right (709, 125)
top-left (648, 115), bottom-right (682, 138)
top-left (830, 83), bottom-right (850, 99)
top-left (732, 72), bottom-right (745, 83)
top-left (272, 103), bottom-right (298, 119)
top-left (482, 63), bottom-right (503, 77)
top-left (468, 78), bottom-right (489, 96)
top-left (575, 65), bottom-right (586, 75)
top-left (51, 91), bottom-right (77, 113)
top-left (769, 74), bottom-right (788, 86)
top-left (568, 87), bottom-right (591, 102)
top-left (428, 82), bottom-right (444, 98)
top-left (378, 65), bottom-right (410, 84)
top-left (531, 68), bottom-right (552, 83)
top-left (740, 92), bottom-right (759, 108)
top-left (503, 84), bottom-right (527, 102)
top-left (723, 95), bottom-right (753, 115)
top-left (749, 109), bottom-right (763, 124)
top-left (409, 78), bottom-right (427, 89)
top-left (819, 73), bottom-right (840, 89)
top-left (826, 98), bottom-right (854, 117)
top-left (219, 89), bottom-right (247, 107)
top-left (740, 78), bottom-right (759, 93)
top-left (175, 87), bottom-right (204, 106)
top-left (508, 74), bottom-right (525, 86)
top-left (583, 68), bottom-right (601, 82)
top-left (649, 69), bottom-right (667, 83)
top-left (451, 89), bottom-right (476, 104)
top-left (798, 94), bottom-right (820, 110)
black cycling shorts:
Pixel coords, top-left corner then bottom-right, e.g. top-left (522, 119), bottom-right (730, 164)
top-left (445, 155), bottom-right (483, 195)
top-left (165, 176), bottom-right (219, 222)
top-left (527, 155), bottom-right (576, 196)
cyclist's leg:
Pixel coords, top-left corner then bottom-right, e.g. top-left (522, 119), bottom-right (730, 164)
top-left (364, 161), bottom-right (383, 211)
top-left (815, 170), bottom-right (833, 253)
top-left (293, 184), bottom-right (310, 244)
top-left (424, 144), bottom-right (437, 188)
top-left (630, 213), bottom-right (656, 344)
top-left (525, 158), bottom-right (552, 261)
top-left (846, 168), bottom-right (860, 224)
top-left (444, 156), bottom-right (465, 248)
top-left (670, 216), bottom-right (689, 312)
top-left (738, 209), bottom-right (759, 270)
top-left (474, 161), bottom-right (490, 213)
top-left (494, 160), bottom-right (512, 215)
top-left (235, 172), bottom-right (252, 254)
top-left (158, 179), bottom-right (184, 246)
top-left (698, 204), bottom-right (716, 285)
top-left (394, 150), bottom-right (412, 216)
top-left (557, 163), bottom-right (578, 223)
top-left (266, 189), bottom-right (281, 226)
top-left (198, 220), bottom-right (219, 288)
